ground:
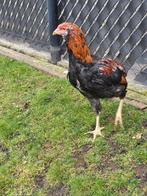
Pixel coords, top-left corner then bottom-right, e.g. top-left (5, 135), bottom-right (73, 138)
top-left (0, 56), bottom-right (147, 196)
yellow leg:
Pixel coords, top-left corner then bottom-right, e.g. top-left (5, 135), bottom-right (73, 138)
top-left (115, 99), bottom-right (124, 128)
top-left (88, 115), bottom-right (104, 142)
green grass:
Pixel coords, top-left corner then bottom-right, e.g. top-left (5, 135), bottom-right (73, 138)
top-left (0, 56), bottom-right (147, 196)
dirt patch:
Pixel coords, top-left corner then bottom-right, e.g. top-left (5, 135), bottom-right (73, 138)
top-left (142, 120), bottom-right (147, 128)
top-left (81, 144), bottom-right (92, 153)
top-left (48, 183), bottom-right (70, 196)
top-left (35, 174), bottom-right (48, 189)
top-left (107, 136), bottom-right (127, 156)
top-left (97, 136), bottom-right (126, 174)
top-left (9, 131), bottom-right (20, 139)
top-left (0, 143), bottom-right (8, 153)
top-left (34, 161), bottom-right (51, 189)
top-left (134, 164), bottom-right (147, 192)
top-left (16, 140), bottom-right (27, 148)
top-left (73, 150), bottom-right (87, 170)
top-left (0, 142), bottom-right (9, 165)
top-left (22, 101), bottom-right (30, 112)
top-left (43, 142), bottom-right (53, 153)
top-left (98, 154), bottom-right (120, 175)
top-left (73, 144), bottom-right (92, 169)
top-left (118, 187), bottom-right (128, 195)
top-left (44, 161), bottom-right (52, 173)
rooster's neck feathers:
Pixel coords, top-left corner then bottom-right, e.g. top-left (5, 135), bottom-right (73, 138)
top-left (67, 27), bottom-right (93, 64)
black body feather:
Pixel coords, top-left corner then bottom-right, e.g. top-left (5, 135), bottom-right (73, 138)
top-left (68, 51), bottom-right (127, 102)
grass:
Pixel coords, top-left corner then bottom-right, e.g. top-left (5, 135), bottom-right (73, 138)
top-left (0, 56), bottom-right (147, 196)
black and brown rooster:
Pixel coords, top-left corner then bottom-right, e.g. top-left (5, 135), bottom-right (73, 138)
top-left (53, 22), bottom-right (127, 141)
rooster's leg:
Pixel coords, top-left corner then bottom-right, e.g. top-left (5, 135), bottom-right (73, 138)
top-left (88, 115), bottom-right (104, 141)
top-left (115, 99), bottom-right (124, 128)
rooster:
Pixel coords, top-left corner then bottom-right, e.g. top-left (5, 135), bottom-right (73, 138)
top-left (53, 22), bottom-right (127, 141)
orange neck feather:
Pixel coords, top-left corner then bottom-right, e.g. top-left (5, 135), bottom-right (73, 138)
top-left (67, 31), bottom-right (93, 64)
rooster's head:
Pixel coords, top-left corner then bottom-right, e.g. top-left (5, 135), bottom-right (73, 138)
top-left (53, 22), bottom-right (81, 39)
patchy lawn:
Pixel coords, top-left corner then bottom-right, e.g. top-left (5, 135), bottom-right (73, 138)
top-left (0, 56), bottom-right (147, 196)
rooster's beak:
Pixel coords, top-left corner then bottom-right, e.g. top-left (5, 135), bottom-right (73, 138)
top-left (53, 29), bottom-right (68, 36)
top-left (53, 29), bottom-right (62, 36)
top-left (52, 29), bottom-right (59, 35)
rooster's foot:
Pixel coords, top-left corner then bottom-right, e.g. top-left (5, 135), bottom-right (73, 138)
top-left (87, 127), bottom-right (104, 142)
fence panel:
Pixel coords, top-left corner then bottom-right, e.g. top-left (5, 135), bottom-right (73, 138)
top-left (0, 0), bottom-right (49, 45)
top-left (57, 0), bottom-right (147, 71)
